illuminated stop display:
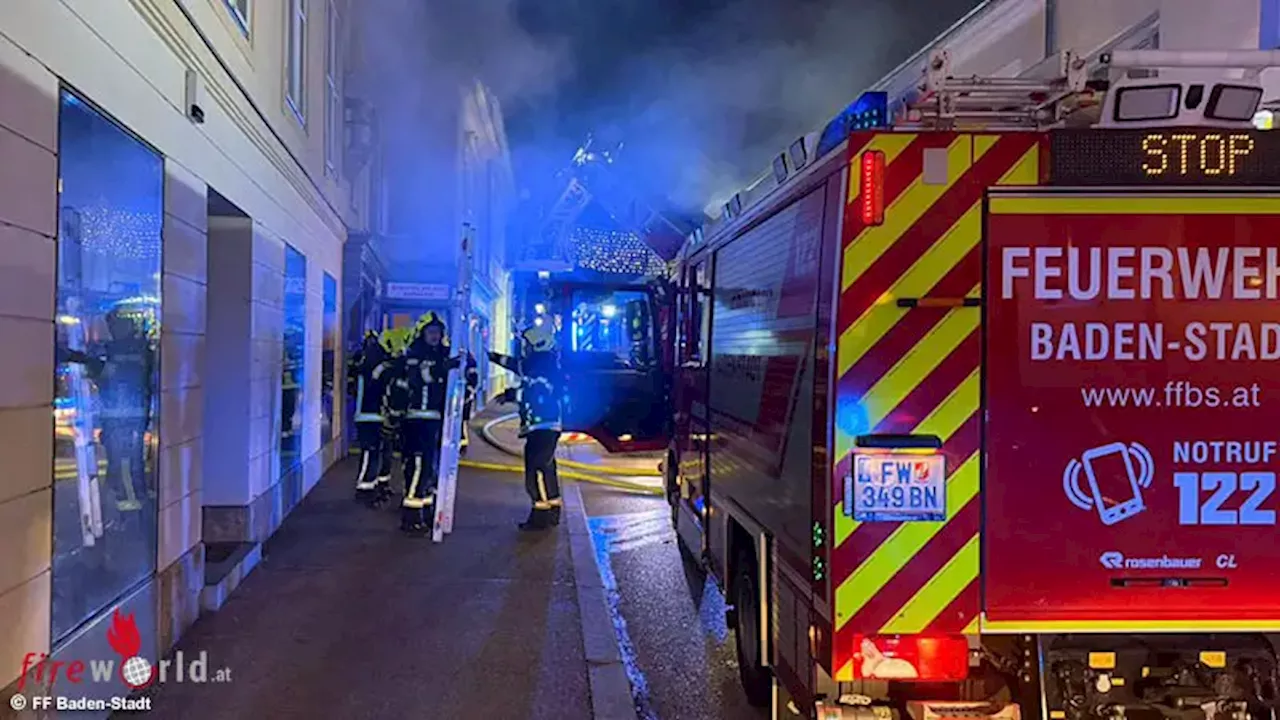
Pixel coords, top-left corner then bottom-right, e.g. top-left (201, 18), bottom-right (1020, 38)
top-left (1141, 132), bottom-right (1254, 177)
top-left (1050, 128), bottom-right (1280, 185)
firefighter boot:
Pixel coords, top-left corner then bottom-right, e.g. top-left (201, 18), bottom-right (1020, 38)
top-left (400, 498), bottom-right (434, 535)
top-left (372, 479), bottom-right (394, 507)
top-left (549, 506), bottom-right (562, 527)
top-left (400, 505), bottom-right (424, 534)
top-left (518, 508), bottom-right (551, 532)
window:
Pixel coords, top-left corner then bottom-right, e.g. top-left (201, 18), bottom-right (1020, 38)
top-left (1113, 85), bottom-right (1181, 122)
top-left (569, 289), bottom-right (655, 369)
top-left (52, 90), bottom-right (163, 642)
top-left (324, 0), bottom-right (341, 174)
top-left (281, 245), bottom-right (307, 474)
top-left (1264, 0), bottom-right (1280, 49)
top-left (1206, 84), bottom-right (1264, 121)
top-left (321, 273), bottom-right (337, 446)
top-left (285, 0), bottom-right (307, 125)
top-left (224, 0), bottom-right (250, 35)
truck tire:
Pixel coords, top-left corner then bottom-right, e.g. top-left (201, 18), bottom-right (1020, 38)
top-left (734, 548), bottom-right (772, 707)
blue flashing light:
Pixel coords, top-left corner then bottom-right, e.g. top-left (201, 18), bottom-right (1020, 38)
top-left (816, 91), bottom-right (889, 158)
top-left (835, 394), bottom-right (871, 439)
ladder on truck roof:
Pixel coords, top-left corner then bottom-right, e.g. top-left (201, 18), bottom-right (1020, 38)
top-left (897, 48), bottom-right (1280, 131)
top-left (897, 49), bottom-right (1092, 130)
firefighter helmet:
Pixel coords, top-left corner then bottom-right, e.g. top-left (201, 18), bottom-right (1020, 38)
top-left (413, 312), bottom-right (446, 347)
top-left (417, 311), bottom-right (446, 333)
top-left (521, 319), bottom-right (556, 352)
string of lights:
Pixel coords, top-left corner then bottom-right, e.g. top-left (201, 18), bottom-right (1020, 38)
top-left (570, 226), bottom-right (666, 276)
top-left (74, 206), bottom-right (162, 261)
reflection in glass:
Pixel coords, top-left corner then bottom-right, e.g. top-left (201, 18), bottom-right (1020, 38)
top-left (281, 246), bottom-right (307, 473)
top-left (321, 273), bottom-right (337, 446)
top-left (51, 90), bottom-right (162, 642)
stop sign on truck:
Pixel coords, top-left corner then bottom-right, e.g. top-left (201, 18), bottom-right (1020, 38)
top-left (982, 190), bottom-right (1280, 629)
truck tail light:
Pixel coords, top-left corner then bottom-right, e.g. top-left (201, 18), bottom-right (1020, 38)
top-left (860, 150), bottom-right (886, 226)
top-left (850, 634), bottom-right (968, 682)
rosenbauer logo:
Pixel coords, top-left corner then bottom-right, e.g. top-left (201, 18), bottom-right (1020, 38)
top-left (1099, 551), bottom-right (1203, 570)
top-left (16, 609), bottom-right (232, 692)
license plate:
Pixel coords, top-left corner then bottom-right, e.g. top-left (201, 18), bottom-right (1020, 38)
top-left (848, 453), bottom-right (947, 522)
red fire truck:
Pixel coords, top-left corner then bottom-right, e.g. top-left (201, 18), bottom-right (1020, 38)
top-left (648, 48), bottom-right (1280, 720)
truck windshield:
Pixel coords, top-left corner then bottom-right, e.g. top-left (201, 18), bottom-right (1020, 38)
top-left (568, 289), bottom-right (654, 369)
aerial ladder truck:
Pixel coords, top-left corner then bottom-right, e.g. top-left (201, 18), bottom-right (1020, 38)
top-left (657, 47), bottom-right (1280, 720)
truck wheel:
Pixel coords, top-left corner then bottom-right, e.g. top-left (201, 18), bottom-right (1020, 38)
top-left (734, 548), bottom-right (772, 707)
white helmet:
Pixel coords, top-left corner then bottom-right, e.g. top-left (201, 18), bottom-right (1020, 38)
top-left (521, 319), bottom-right (556, 352)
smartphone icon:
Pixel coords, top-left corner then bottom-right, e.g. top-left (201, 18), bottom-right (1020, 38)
top-left (1082, 442), bottom-right (1146, 526)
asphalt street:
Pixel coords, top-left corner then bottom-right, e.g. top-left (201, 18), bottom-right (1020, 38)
top-left (578, 485), bottom-right (768, 720)
top-left (484, 414), bottom-right (767, 720)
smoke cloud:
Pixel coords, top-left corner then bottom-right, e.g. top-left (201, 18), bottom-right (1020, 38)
top-left (349, 0), bottom-right (572, 258)
top-left (513, 0), bottom-right (982, 215)
top-left (353, 0), bottom-right (571, 111)
top-left (586, 0), bottom-right (983, 212)
top-left (354, 0), bottom-right (981, 222)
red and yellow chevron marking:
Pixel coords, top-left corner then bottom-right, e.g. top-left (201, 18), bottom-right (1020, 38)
top-left (830, 131), bottom-right (1042, 681)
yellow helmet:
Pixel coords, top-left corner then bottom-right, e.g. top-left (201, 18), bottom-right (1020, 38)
top-left (521, 318), bottom-right (556, 352)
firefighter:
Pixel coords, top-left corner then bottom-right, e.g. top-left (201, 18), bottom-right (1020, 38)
top-left (98, 303), bottom-right (157, 512)
top-left (375, 327), bottom-right (403, 486)
top-left (460, 351), bottom-right (479, 456)
top-left (489, 320), bottom-right (567, 531)
top-left (398, 312), bottom-right (459, 534)
top-left (352, 331), bottom-right (395, 505)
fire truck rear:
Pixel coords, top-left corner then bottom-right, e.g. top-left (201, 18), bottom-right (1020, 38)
top-left (665, 48), bottom-right (1280, 720)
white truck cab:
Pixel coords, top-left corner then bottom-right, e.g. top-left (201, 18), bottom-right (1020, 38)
top-left (1097, 49), bottom-right (1272, 130)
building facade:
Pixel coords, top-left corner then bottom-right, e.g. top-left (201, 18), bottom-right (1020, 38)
top-left (0, 0), bottom-right (369, 709)
top-left (354, 76), bottom-right (517, 402)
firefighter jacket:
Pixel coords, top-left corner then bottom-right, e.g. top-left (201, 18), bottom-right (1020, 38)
top-left (401, 335), bottom-right (460, 421)
top-left (490, 350), bottom-right (566, 437)
top-left (97, 334), bottom-right (155, 421)
top-left (354, 344), bottom-right (394, 423)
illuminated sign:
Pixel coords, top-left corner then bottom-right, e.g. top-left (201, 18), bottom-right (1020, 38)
top-left (1050, 128), bottom-right (1280, 186)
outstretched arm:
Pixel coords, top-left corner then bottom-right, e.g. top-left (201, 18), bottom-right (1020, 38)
top-left (488, 351), bottom-right (519, 372)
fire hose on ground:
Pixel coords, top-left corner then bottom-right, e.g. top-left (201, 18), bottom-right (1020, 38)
top-left (476, 413), bottom-right (662, 476)
top-left (464, 413), bottom-right (663, 496)
top-left (346, 414), bottom-right (666, 495)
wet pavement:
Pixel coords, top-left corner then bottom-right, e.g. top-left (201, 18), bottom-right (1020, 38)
top-left (579, 488), bottom-right (768, 720)
top-left (478, 409), bottom-right (768, 717)
top-left (478, 411), bottom-right (766, 719)
top-left (133, 451), bottom-right (591, 719)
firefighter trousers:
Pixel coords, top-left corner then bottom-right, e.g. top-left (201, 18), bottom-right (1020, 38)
top-left (354, 420), bottom-right (388, 493)
top-left (400, 418), bottom-right (442, 528)
top-left (523, 429), bottom-right (562, 512)
top-left (460, 396), bottom-right (474, 452)
top-left (101, 417), bottom-right (149, 511)
top-left (378, 417), bottom-right (399, 481)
